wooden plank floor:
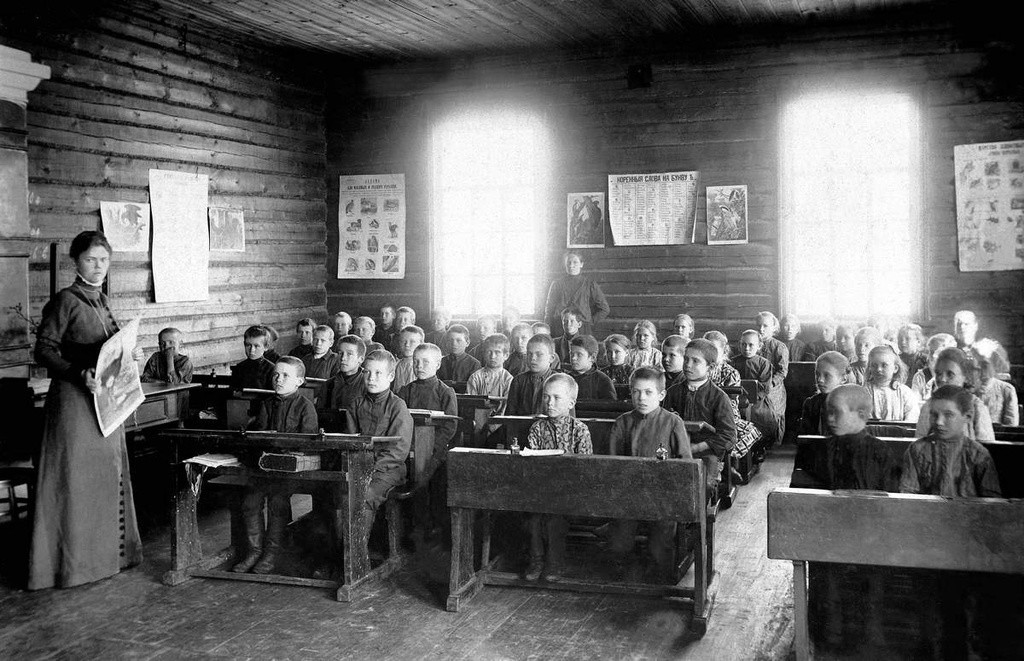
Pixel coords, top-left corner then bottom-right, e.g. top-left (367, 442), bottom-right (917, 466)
top-left (0, 448), bottom-right (796, 660)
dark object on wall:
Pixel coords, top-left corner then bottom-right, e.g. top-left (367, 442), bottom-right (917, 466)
top-left (627, 63), bottom-right (652, 89)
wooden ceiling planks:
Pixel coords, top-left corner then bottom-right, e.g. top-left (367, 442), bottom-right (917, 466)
top-left (142, 0), bottom-right (936, 59)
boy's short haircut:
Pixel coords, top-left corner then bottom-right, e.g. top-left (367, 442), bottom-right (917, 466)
top-left (478, 314), bottom-right (498, 325)
top-left (510, 322), bottom-right (533, 337)
top-left (702, 330), bottom-right (728, 345)
top-left (446, 323), bottom-right (471, 340)
top-left (826, 384), bottom-right (872, 416)
top-left (244, 325), bottom-right (270, 342)
top-left (354, 316), bottom-right (376, 332)
top-left (366, 341), bottom-right (386, 354)
top-left (854, 326), bottom-right (883, 345)
top-left (816, 350), bottom-right (850, 373)
top-left (544, 372), bottom-right (579, 399)
top-left (836, 324), bottom-right (854, 337)
top-left (819, 317), bottom-right (838, 329)
top-left (756, 311), bottom-right (780, 330)
top-left (334, 311), bottom-right (351, 321)
top-left (662, 334), bottom-right (688, 352)
top-left (313, 325), bottom-right (335, 341)
top-left (604, 333), bottom-right (631, 351)
top-left (399, 324), bottom-right (425, 340)
top-left (396, 305), bottom-right (416, 320)
top-left (898, 323), bottom-right (924, 342)
top-left (560, 306), bottom-right (584, 322)
top-left (531, 321), bottom-right (551, 335)
top-left (934, 347), bottom-right (979, 390)
top-left (414, 343), bottom-right (443, 360)
top-left (337, 334), bottom-right (367, 358)
top-left (159, 327), bottom-right (182, 340)
top-left (261, 325), bottom-right (279, 342)
top-left (926, 332), bottom-right (957, 352)
top-left (740, 329), bottom-right (762, 342)
top-left (685, 338), bottom-right (719, 365)
top-left (365, 349), bottom-right (398, 372)
top-left (483, 333), bottom-right (511, 352)
top-left (276, 355), bottom-right (306, 379)
top-left (629, 366), bottom-right (665, 391)
top-left (930, 384), bottom-right (974, 415)
top-left (296, 317), bottom-right (316, 331)
top-left (633, 319), bottom-right (658, 340)
top-left (569, 334), bottom-right (599, 357)
top-left (527, 333), bottom-right (555, 354)
top-left (381, 303), bottom-right (396, 315)
top-left (674, 313), bottom-right (694, 327)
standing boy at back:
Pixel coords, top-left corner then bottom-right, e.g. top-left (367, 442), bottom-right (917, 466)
top-left (607, 367), bottom-right (691, 581)
top-left (141, 327), bottom-right (193, 384)
top-left (566, 334), bottom-right (615, 400)
top-left (733, 329), bottom-right (778, 444)
top-left (797, 351), bottom-right (849, 436)
top-left (392, 325), bottom-right (423, 391)
top-left (469, 315), bottom-right (499, 364)
top-left (288, 318), bottom-right (316, 359)
top-left (391, 306), bottom-right (417, 355)
top-left (780, 314), bottom-right (812, 362)
top-left (807, 318), bottom-right (838, 360)
top-left (439, 324), bottom-right (481, 382)
top-left (302, 325), bottom-right (341, 380)
top-left (504, 322), bottom-right (533, 377)
top-left (374, 303), bottom-right (397, 346)
top-left (506, 334), bottom-right (557, 416)
top-left (523, 373), bottom-right (592, 581)
top-left (322, 334), bottom-right (367, 429)
top-left (425, 307), bottom-right (450, 348)
top-left (231, 325), bottom-right (276, 390)
top-left (553, 307), bottom-right (584, 365)
top-left (660, 335), bottom-right (688, 390)
top-left (331, 312), bottom-right (352, 353)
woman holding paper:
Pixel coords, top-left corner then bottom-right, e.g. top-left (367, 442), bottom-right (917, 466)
top-left (29, 230), bottom-right (143, 590)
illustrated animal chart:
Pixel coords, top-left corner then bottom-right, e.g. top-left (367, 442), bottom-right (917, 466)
top-left (608, 171), bottom-right (699, 246)
top-left (954, 140), bottom-right (1024, 272)
top-left (100, 201), bottom-right (151, 252)
top-left (706, 185), bottom-right (748, 245)
top-left (337, 173), bottom-right (406, 279)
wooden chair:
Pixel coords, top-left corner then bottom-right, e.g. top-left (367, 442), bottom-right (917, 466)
top-left (0, 378), bottom-right (37, 524)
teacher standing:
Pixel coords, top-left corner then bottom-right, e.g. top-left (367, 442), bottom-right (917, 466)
top-left (544, 251), bottom-right (611, 337)
top-left (29, 231), bottom-right (143, 590)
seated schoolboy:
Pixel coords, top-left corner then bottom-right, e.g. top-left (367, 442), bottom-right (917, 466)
top-left (425, 307), bottom-right (450, 348)
top-left (553, 307), bottom-right (584, 365)
top-left (438, 324), bottom-right (481, 382)
top-left (392, 324), bottom-right (423, 391)
top-left (469, 315), bottom-right (499, 364)
top-left (391, 306), bottom-right (417, 354)
top-left (523, 373), bottom-right (592, 581)
top-left (901, 385), bottom-right (1001, 497)
top-left (915, 348), bottom-right (995, 441)
top-left (664, 339), bottom-right (737, 491)
top-left (802, 384), bottom-right (898, 491)
top-left (806, 318), bottom-right (838, 360)
top-left (232, 356), bottom-right (318, 574)
top-left (231, 325), bottom-right (276, 390)
top-left (660, 334), bottom-right (687, 389)
top-left (628, 320), bottom-right (662, 370)
top-left (323, 334), bottom-right (367, 428)
top-left (566, 334), bottom-right (615, 400)
top-left (797, 351), bottom-right (849, 436)
top-left (344, 350), bottom-right (414, 531)
top-left (374, 303), bottom-right (396, 346)
top-left (601, 334), bottom-right (633, 387)
top-left (864, 345), bottom-right (920, 422)
top-left (331, 312), bottom-right (352, 353)
top-left (849, 326), bottom-right (882, 386)
top-left (673, 314), bottom-right (694, 344)
top-left (466, 334), bottom-right (513, 408)
top-left (501, 306), bottom-right (520, 335)
top-left (504, 322), bottom-right (533, 377)
top-left (755, 311), bottom-right (789, 440)
top-left (911, 332), bottom-right (957, 399)
top-left (607, 367), bottom-right (692, 580)
top-left (141, 327), bottom-right (193, 383)
top-left (897, 323), bottom-right (928, 385)
top-left (352, 316), bottom-right (377, 346)
top-left (704, 330), bottom-right (762, 457)
top-left (506, 334), bottom-right (557, 416)
top-left (301, 325), bottom-right (341, 380)
top-left (733, 329), bottom-right (777, 442)
top-left (287, 317), bottom-right (316, 359)
top-left (978, 355), bottom-right (1019, 426)
top-left (261, 325), bottom-right (281, 363)
top-left (530, 321), bottom-right (561, 370)
top-left (780, 314), bottom-right (812, 362)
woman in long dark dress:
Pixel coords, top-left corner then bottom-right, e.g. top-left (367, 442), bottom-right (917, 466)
top-left (29, 231), bottom-right (143, 589)
top-left (543, 251), bottom-right (611, 337)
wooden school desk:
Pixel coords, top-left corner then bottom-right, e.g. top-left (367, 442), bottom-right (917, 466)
top-left (454, 394), bottom-right (505, 446)
top-left (30, 379), bottom-right (199, 433)
top-left (445, 449), bottom-right (714, 634)
top-left (157, 428), bottom-right (404, 601)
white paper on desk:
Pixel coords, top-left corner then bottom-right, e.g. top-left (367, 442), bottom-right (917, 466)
top-left (408, 409), bottom-right (447, 417)
top-left (93, 317), bottom-right (145, 438)
top-left (184, 453), bottom-right (241, 468)
top-left (519, 448), bottom-right (565, 457)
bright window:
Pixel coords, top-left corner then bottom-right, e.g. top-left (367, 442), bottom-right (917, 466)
top-left (431, 109), bottom-right (548, 317)
top-left (779, 90), bottom-right (921, 321)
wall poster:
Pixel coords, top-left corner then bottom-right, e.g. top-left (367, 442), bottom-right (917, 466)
top-left (706, 185), bottom-right (749, 245)
top-left (954, 140), bottom-right (1024, 272)
top-left (149, 169), bottom-right (210, 302)
top-left (566, 192), bottom-right (606, 248)
top-left (337, 173), bottom-right (406, 279)
top-left (608, 171), bottom-right (699, 246)
top-left (208, 207), bottom-right (245, 252)
top-left (100, 201), bottom-right (150, 252)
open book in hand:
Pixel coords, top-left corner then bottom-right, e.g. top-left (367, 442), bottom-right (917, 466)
top-left (519, 448), bottom-right (565, 457)
top-left (184, 453), bottom-right (241, 468)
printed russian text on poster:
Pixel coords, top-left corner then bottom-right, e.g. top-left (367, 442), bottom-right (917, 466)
top-left (337, 173), bottom-right (406, 279)
top-left (567, 192), bottom-right (606, 248)
top-left (149, 169), bottom-right (210, 302)
top-left (94, 317), bottom-right (145, 438)
top-left (100, 201), bottom-right (150, 252)
top-left (208, 207), bottom-right (245, 252)
top-left (706, 185), bottom-right (749, 245)
top-left (607, 171), bottom-right (699, 246)
top-left (954, 140), bottom-right (1024, 272)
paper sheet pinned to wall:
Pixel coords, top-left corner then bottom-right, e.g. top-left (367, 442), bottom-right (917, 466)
top-left (954, 140), bottom-right (1024, 272)
top-left (149, 169), bottom-right (210, 301)
top-left (607, 171), bottom-right (699, 246)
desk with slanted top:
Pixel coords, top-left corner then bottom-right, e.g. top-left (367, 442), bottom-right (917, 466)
top-left (455, 394), bottom-right (505, 446)
top-left (157, 428), bottom-right (404, 601)
top-left (446, 449), bottom-right (714, 634)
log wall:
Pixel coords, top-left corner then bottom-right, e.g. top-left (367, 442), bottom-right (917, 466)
top-left (0, 5), bottom-right (328, 369)
top-left (325, 8), bottom-right (1024, 360)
